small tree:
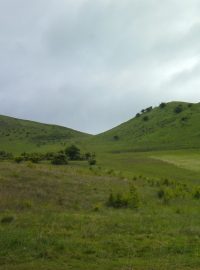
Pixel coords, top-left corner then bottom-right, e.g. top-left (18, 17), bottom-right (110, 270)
top-left (65, 145), bottom-right (80, 160)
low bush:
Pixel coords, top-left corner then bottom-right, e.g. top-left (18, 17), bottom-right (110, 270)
top-left (174, 104), bottom-right (183, 114)
top-left (1, 216), bottom-right (15, 224)
top-left (107, 185), bottom-right (140, 209)
top-left (89, 158), bottom-right (96, 166)
top-left (159, 102), bottom-right (166, 109)
top-left (51, 153), bottom-right (68, 165)
top-left (0, 150), bottom-right (13, 160)
top-left (193, 186), bottom-right (200, 199)
top-left (143, 116), bottom-right (149, 122)
top-left (14, 156), bottom-right (24, 163)
top-left (157, 188), bottom-right (173, 203)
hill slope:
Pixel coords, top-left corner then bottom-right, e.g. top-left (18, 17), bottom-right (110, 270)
top-left (0, 115), bottom-right (91, 153)
top-left (89, 101), bottom-right (200, 152)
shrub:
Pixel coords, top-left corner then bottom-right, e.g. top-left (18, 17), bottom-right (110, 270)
top-left (0, 151), bottom-right (13, 160)
top-left (29, 155), bottom-right (40, 164)
top-left (1, 216), bottom-right (15, 224)
top-left (193, 186), bottom-right (200, 199)
top-left (143, 116), bottom-right (149, 122)
top-left (85, 152), bottom-right (92, 160)
top-left (89, 159), bottom-right (96, 166)
top-left (65, 145), bottom-right (80, 160)
top-left (128, 185), bottom-right (140, 208)
top-left (14, 156), bottom-right (24, 163)
top-left (107, 192), bottom-right (128, 208)
top-left (113, 135), bottom-right (119, 141)
top-left (159, 102), bottom-right (166, 109)
top-left (157, 188), bottom-right (173, 203)
top-left (146, 106), bottom-right (153, 112)
top-left (107, 185), bottom-right (140, 209)
top-left (136, 113), bottom-right (141, 118)
top-left (174, 105), bottom-right (183, 114)
top-left (51, 153), bottom-right (68, 165)
top-left (44, 152), bottom-right (55, 161)
top-left (88, 153), bottom-right (96, 166)
top-left (20, 152), bottom-right (44, 163)
top-left (181, 117), bottom-right (188, 122)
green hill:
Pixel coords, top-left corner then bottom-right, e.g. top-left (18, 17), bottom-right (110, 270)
top-left (88, 101), bottom-right (200, 152)
top-left (1, 101), bottom-right (200, 154)
top-left (0, 115), bottom-right (91, 154)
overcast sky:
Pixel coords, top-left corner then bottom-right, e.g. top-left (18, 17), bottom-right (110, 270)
top-left (0, 0), bottom-right (200, 134)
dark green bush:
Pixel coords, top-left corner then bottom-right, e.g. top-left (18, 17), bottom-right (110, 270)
top-left (88, 153), bottom-right (96, 166)
top-left (193, 186), bottom-right (200, 199)
top-left (174, 105), bottom-right (183, 114)
top-left (14, 156), bottom-right (24, 163)
top-left (1, 216), bottom-right (15, 224)
top-left (65, 145), bottom-right (80, 160)
top-left (157, 188), bottom-right (173, 203)
top-left (143, 116), bottom-right (149, 122)
top-left (0, 150), bottom-right (13, 160)
top-left (113, 135), bottom-right (119, 141)
top-left (51, 153), bottom-right (68, 165)
top-left (159, 102), bottom-right (166, 109)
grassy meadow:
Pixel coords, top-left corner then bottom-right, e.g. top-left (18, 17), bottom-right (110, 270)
top-left (0, 150), bottom-right (200, 270)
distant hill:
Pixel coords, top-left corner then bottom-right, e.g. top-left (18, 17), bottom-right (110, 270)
top-left (0, 115), bottom-right (91, 154)
top-left (89, 101), bottom-right (200, 152)
top-left (2, 101), bottom-right (200, 154)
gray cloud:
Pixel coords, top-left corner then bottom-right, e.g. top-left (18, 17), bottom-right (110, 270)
top-left (0, 0), bottom-right (200, 134)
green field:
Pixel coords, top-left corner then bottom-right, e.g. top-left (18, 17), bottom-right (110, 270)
top-left (1, 150), bottom-right (200, 269)
top-left (1, 102), bottom-right (200, 269)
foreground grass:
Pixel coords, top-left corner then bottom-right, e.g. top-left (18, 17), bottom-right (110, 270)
top-left (0, 159), bottom-right (200, 270)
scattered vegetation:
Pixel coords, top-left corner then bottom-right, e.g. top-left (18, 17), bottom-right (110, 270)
top-left (107, 185), bottom-right (140, 209)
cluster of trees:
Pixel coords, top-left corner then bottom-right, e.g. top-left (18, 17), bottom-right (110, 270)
top-left (13, 145), bottom-right (96, 166)
top-left (51, 145), bottom-right (96, 165)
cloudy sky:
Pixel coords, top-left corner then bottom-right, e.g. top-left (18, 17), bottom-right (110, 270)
top-left (0, 0), bottom-right (200, 134)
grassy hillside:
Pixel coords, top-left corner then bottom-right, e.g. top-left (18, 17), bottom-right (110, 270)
top-left (0, 115), bottom-right (91, 154)
top-left (1, 101), bottom-right (200, 154)
top-left (89, 101), bottom-right (200, 152)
